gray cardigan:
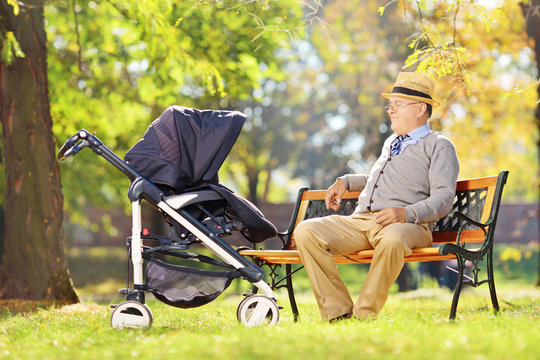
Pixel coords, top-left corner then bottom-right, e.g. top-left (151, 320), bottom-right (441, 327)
top-left (339, 131), bottom-right (459, 229)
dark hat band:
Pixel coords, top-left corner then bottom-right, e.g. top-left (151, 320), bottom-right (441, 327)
top-left (391, 86), bottom-right (432, 100)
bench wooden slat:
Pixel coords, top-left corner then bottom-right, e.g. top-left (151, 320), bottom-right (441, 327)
top-left (481, 182), bottom-right (497, 224)
top-left (455, 176), bottom-right (498, 191)
top-left (239, 247), bottom-right (465, 264)
top-left (241, 229), bottom-right (485, 265)
top-left (432, 229), bottom-right (486, 244)
top-left (300, 190), bottom-right (361, 201)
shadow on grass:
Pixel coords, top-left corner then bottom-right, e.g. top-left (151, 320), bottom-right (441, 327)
top-left (0, 299), bottom-right (73, 316)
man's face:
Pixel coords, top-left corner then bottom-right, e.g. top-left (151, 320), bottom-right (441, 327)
top-left (386, 96), bottom-right (423, 135)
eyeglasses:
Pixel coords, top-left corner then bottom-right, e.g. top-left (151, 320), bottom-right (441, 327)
top-left (384, 101), bottom-right (420, 113)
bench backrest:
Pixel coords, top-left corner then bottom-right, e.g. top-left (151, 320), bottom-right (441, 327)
top-left (285, 171), bottom-right (509, 250)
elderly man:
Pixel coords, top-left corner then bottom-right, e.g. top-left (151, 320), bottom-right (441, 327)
top-left (294, 72), bottom-right (460, 322)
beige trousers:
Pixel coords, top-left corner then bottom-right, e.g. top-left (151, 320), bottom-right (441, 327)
top-left (294, 213), bottom-right (432, 321)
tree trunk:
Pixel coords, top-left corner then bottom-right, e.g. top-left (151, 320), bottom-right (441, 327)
top-left (0, 1), bottom-right (78, 303)
top-left (247, 170), bottom-right (260, 206)
top-left (520, 1), bottom-right (540, 287)
top-left (262, 167), bottom-right (274, 204)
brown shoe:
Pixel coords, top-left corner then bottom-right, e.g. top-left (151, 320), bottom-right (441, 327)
top-left (329, 313), bottom-right (352, 323)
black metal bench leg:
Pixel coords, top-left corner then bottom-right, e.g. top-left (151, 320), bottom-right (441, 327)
top-left (487, 248), bottom-right (500, 315)
top-left (285, 263), bottom-right (300, 322)
top-left (449, 256), bottom-right (465, 320)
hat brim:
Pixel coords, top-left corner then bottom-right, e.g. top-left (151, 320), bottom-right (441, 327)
top-left (381, 92), bottom-right (440, 107)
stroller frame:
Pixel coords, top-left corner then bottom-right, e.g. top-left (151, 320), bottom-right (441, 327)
top-left (58, 129), bottom-right (279, 328)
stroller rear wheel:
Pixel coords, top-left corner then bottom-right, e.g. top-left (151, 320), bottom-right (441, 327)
top-left (111, 301), bottom-right (153, 329)
top-left (236, 295), bottom-right (279, 327)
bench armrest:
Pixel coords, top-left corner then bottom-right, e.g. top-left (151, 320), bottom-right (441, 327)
top-left (451, 210), bottom-right (488, 230)
top-left (450, 210), bottom-right (490, 250)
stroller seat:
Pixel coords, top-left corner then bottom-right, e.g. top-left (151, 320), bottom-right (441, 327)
top-left (164, 189), bottom-right (224, 210)
top-left (162, 188), bottom-right (237, 243)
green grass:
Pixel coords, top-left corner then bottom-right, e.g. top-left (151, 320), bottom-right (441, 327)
top-left (0, 245), bottom-right (539, 359)
top-left (1, 291), bottom-right (538, 360)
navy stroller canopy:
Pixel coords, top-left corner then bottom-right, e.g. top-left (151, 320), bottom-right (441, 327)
top-left (125, 105), bottom-right (277, 243)
top-left (125, 105), bottom-right (245, 191)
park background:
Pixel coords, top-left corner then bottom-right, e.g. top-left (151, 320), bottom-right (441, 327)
top-left (0, 0), bottom-right (539, 359)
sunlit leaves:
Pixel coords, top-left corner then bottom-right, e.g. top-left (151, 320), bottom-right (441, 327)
top-left (382, 0), bottom-right (538, 200)
top-left (406, 41), bottom-right (471, 80)
top-left (6, 0), bottom-right (18, 15)
top-left (0, 31), bottom-right (24, 65)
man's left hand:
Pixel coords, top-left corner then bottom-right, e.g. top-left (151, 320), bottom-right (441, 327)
top-left (375, 207), bottom-right (407, 226)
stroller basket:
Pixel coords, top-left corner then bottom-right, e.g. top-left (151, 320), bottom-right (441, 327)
top-left (146, 257), bottom-right (241, 308)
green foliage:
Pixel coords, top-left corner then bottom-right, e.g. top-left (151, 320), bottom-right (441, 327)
top-left (495, 244), bottom-right (539, 284)
top-left (42, 0), bottom-right (306, 216)
top-left (2, 0), bottom-right (538, 233)
top-left (0, 1), bottom-right (25, 65)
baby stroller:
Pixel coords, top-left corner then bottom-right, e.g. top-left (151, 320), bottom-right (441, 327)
top-left (57, 106), bottom-right (279, 328)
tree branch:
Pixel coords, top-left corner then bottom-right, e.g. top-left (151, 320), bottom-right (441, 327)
top-left (72, 0), bottom-right (82, 72)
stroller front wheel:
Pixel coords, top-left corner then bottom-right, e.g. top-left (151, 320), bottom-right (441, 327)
top-left (111, 301), bottom-right (153, 329)
top-left (236, 295), bottom-right (279, 327)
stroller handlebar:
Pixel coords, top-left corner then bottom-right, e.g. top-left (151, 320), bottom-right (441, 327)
top-left (57, 129), bottom-right (101, 161)
top-left (57, 129), bottom-right (140, 181)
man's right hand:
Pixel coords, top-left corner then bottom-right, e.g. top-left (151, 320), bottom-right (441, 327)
top-left (325, 178), bottom-right (347, 211)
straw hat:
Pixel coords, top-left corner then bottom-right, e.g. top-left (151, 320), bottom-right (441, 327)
top-left (381, 72), bottom-right (440, 107)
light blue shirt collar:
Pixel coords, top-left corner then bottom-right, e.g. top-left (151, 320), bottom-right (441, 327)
top-left (391, 124), bottom-right (431, 155)
top-left (406, 124), bottom-right (431, 143)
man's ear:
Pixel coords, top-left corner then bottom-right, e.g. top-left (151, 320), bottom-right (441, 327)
top-left (418, 103), bottom-right (427, 118)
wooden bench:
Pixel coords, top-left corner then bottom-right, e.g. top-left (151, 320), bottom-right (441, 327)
top-left (240, 171), bottom-right (509, 320)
